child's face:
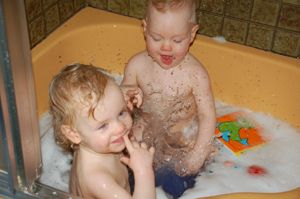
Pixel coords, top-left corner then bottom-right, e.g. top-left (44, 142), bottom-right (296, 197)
top-left (144, 5), bottom-right (198, 69)
top-left (74, 80), bottom-right (133, 154)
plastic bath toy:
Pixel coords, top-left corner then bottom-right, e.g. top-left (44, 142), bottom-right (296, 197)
top-left (215, 111), bottom-right (266, 156)
top-left (247, 165), bottom-right (267, 176)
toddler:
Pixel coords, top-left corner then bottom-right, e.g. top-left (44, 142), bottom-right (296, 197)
top-left (121, 0), bottom-right (216, 198)
top-left (49, 64), bottom-right (156, 199)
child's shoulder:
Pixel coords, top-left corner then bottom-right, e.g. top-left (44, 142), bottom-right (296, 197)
top-left (128, 50), bottom-right (148, 64)
top-left (126, 51), bottom-right (149, 72)
top-left (185, 53), bottom-right (208, 73)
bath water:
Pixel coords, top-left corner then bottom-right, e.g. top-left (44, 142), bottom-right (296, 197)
top-left (39, 74), bottom-right (300, 198)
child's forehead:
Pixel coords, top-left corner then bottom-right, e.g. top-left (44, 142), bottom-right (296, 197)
top-left (147, 12), bottom-right (192, 35)
top-left (71, 89), bottom-right (100, 114)
top-left (75, 81), bottom-right (124, 120)
top-left (73, 100), bottom-right (106, 126)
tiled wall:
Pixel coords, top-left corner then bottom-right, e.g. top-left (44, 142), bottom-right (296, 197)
top-left (25, 0), bottom-right (86, 47)
top-left (25, 0), bottom-right (300, 58)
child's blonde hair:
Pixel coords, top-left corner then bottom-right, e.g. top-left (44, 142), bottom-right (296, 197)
top-left (147, 0), bottom-right (197, 23)
top-left (49, 64), bottom-right (108, 152)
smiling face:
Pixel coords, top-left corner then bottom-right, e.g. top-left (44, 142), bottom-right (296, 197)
top-left (72, 80), bottom-right (132, 154)
top-left (143, 3), bottom-right (198, 69)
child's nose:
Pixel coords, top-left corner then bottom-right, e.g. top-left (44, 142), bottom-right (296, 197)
top-left (113, 120), bottom-right (126, 135)
top-left (161, 40), bottom-right (172, 51)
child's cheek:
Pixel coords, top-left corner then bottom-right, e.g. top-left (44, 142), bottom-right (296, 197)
top-left (125, 114), bottom-right (133, 129)
top-left (146, 42), bottom-right (156, 54)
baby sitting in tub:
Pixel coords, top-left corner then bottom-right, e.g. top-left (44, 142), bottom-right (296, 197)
top-left (121, 0), bottom-right (216, 198)
top-left (49, 64), bottom-right (156, 199)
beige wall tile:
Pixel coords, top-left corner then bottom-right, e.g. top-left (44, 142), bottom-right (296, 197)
top-left (74, 0), bottom-right (86, 11)
top-left (108, 0), bottom-right (129, 15)
top-left (25, 0), bottom-right (42, 21)
top-left (251, 0), bottom-right (280, 26)
top-left (273, 30), bottom-right (300, 57)
top-left (278, 4), bottom-right (300, 31)
top-left (200, 0), bottom-right (225, 14)
top-left (42, 0), bottom-right (57, 9)
top-left (29, 15), bottom-right (45, 47)
top-left (45, 4), bottom-right (60, 34)
top-left (282, 0), bottom-right (300, 5)
top-left (87, 0), bottom-right (107, 9)
top-left (58, 0), bottom-right (75, 22)
top-left (129, 0), bottom-right (147, 19)
top-left (223, 18), bottom-right (248, 44)
top-left (247, 23), bottom-right (274, 50)
top-left (225, 0), bottom-right (252, 20)
top-left (198, 12), bottom-right (223, 37)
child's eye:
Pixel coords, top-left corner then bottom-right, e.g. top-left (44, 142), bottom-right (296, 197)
top-left (173, 39), bottom-right (183, 43)
top-left (98, 123), bottom-right (107, 130)
top-left (151, 35), bottom-right (161, 42)
top-left (119, 110), bottom-right (128, 117)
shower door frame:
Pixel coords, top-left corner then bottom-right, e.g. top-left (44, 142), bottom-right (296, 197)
top-left (0, 0), bottom-right (71, 198)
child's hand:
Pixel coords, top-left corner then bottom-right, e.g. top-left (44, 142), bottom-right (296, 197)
top-left (120, 134), bottom-right (155, 174)
top-left (120, 85), bottom-right (143, 111)
top-left (175, 146), bottom-right (212, 176)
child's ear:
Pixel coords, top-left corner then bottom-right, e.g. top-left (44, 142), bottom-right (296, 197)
top-left (61, 125), bottom-right (81, 144)
top-left (142, 19), bottom-right (147, 35)
top-left (190, 24), bottom-right (199, 43)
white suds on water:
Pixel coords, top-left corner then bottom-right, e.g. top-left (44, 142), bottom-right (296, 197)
top-left (39, 73), bottom-right (300, 198)
top-left (39, 100), bottom-right (300, 198)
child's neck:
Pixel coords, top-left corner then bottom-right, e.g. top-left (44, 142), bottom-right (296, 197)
top-left (78, 144), bottom-right (122, 161)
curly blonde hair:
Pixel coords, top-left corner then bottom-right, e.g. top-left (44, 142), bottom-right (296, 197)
top-left (49, 64), bottom-right (109, 152)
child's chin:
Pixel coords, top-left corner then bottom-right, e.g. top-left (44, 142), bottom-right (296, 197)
top-left (158, 62), bottom-right (175, 70)
top-left (158, 59), bottom-right (182, 70)
top-left (115, 143), bottom-right (126, 152)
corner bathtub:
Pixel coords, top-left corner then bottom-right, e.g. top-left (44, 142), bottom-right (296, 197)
top-left (31, 7), bottom-right (300, 199)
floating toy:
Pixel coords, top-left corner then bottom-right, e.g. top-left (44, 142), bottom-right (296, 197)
top-left (215, 111), bottom-right (266, 156)
top-left (247, 165), bottom-right (267, 176)
top-left (223, 160), bottom-right (234, 167)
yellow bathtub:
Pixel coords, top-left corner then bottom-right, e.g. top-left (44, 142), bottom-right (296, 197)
top-left (31, 7), bottom-right (300, 199)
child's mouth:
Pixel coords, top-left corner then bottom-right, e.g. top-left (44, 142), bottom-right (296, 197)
top-left (112, 137), bottom-right (124, 144)
top-left (160, 55), bottom-right (173, 65)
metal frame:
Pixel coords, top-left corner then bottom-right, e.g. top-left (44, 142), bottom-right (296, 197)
top-left (0, 0), bottom-right (72, 198)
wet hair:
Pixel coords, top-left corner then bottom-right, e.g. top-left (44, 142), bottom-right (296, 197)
top-left (146, 0), bottom-right (197, 24)
top-left (49, 64), bottom-right (109, 152)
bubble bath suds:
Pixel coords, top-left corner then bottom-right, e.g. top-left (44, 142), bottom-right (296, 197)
top-left (39, 74), bottom-right (300, 198)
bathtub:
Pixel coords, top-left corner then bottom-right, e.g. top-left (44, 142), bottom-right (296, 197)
top-left (31, 7), bottom-right (300, 199)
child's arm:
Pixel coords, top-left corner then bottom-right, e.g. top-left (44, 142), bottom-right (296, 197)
top-left (121, 54), bottom-right (144, 110)
top-left (177, 65), bottom-right (216, 176)
top-left (121, 134), bottom-right (156, 199)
